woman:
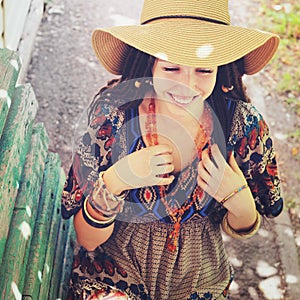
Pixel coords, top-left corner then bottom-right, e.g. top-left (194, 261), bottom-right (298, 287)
top-left (62, 0), bottom-right (284, 299)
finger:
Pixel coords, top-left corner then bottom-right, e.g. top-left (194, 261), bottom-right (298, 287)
top-left (197, 174), bottom-right (209, 192)
top-left (201, 148), bottom-right (217, 175)
top-left (151, 154), bottom-right (173, 166)
top-left (197, 161), bottom-right (211, 183)
top-left (228, 151), bottom-right (243, 174)
top-left (156, 175), bottom-right (175, 186)
top-left (210, 144), bottom-right (226, 170)
top-left (156, 163), bottom-right (175, 175)
top-left (150, 144), bottom-right (173, 155)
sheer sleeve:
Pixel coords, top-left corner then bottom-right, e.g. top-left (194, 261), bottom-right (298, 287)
top-left (61, 98), bottom-right (126, 219)
top-left (229, 101), bottom-right (284, 218)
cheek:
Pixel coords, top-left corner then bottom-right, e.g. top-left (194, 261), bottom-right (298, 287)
top-left (197, 76), bottom-right (217, 95)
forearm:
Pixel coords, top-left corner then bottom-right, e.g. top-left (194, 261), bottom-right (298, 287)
top-left (74, 200), bottom-right (115, 251)
top-left (73, 168), bottom-right (127, 251)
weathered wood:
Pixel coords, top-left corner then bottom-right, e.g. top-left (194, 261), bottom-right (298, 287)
top-left (18, 0), bottom-right (44, 83)
top-left (0, 6), bottom-right (4, 48)
top-left (0, 123), bottom-right (49, 299)
top-left (0, 83), bottom-right (38, 265)
top-left (0, 48), bottom-right (21, 138)
top-left (38, 167), bottom-right (66, 299)
top-left (57, 225), bottom-right (76, 300)
top-left (22, 152), bottom-right (61, 298)
top-left (48, 214), bottom-right (73, 300)
top-left (3, 0), bottom-right (31, 51)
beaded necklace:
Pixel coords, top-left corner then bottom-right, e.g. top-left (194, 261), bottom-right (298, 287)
top-left (145, 97), bottom-right (212, 252)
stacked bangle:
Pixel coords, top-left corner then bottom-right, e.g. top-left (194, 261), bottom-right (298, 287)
top-left (82, 198), bottom-right (116, 229)
top-left (221, 210), bottom-right (261, 240)
top-left (220, 184), bottom-right (249, 206)
top-left (89, 171), bottom-right (127, 216)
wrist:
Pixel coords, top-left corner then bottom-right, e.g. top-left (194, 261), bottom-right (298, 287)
top-left (104, 165), bottom-right (128, 195)
top-left (220, 185), bottom-right (256, 217)
top-left (82, 198), bottom-right (116, 229)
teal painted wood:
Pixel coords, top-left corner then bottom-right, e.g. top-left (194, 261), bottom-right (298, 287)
top-left (0, 83), bottom-right (38, 265)
top-left (48, 214), bottom-right (73, 300)
top-left (38, 167), bottom-right (66, 299)
top-left (22, 152), bottom-right (61, 298)
top-left (0, 123), bottom-right (49, 299)
top-left (56, 223), bottom-right (76, 300)
top-left (0, 48), bottom-right (21, 138)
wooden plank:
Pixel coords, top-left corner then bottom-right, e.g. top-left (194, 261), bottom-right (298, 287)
top-left (0, 83), bottom-right (38, 265)
top-left (0, 1), bottom-right (4, 48)
top-left (0, 48), bottom-right (21, 138)
top-left (47, 215), bottom-right (73, 300)
top-left (0, 123), bottom-right (49, 299)
top-left (17, 0), bottom-right (44, 83)
top-left (3, 0), bottom-right (31, 50)
top-left (38, 167), bottom-right (66, 299)
top-left (56, 222), bottom-right (76, 300)
top-left (22, 152), bottom-right (61, 298)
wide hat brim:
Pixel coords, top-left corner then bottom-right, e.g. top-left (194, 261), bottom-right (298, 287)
top-left (92, 19), bottom-right (279, 75)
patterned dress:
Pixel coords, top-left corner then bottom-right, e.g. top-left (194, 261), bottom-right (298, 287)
top-left (61, 95), bottom-right (283, 300)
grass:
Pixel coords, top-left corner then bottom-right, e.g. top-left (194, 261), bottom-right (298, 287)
top-left (258, 0), bottom-right (300, 99)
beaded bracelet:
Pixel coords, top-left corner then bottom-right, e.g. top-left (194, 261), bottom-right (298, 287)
top-left (82, 198), bottom-right (116, 229)
top-left (220, 184), bottom-right (249, 206)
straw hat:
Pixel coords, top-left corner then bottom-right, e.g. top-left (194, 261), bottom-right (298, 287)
top-left (92, 0), bottom-right (279, 75)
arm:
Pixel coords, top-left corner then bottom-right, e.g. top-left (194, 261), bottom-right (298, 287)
top-left (197, 106), bottom-right (283, 238)
top-left (74, 199), bottom-right (115, 251)
top-left (197, 145), bottom-right (259, 234)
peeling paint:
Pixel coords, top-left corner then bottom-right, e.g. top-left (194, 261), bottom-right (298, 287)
top-left (26, 205), bottom-right (32, 217)
top-left (38, 270), bottom-right (43, 282)
top-left (45, 263), bottom-right (50, 274)
top-left (11, 281), bottom-right (22, 300)
top-left (18, 221), bottom-right (31, 240)
top-left (0, 89), bottom-right (11, 108)
top-left (10, 59), bottom-right (19, 71)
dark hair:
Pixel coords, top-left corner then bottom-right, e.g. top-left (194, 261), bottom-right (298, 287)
top-left (88, 47), bottom-right (252, 224)
top-left (89, 46), bottom-right (250, 141)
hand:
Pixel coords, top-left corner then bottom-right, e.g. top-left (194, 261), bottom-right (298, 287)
top-left (197, 144), bottom-right (247, 203)
top-left (110, 144), bottom-right (175, 191)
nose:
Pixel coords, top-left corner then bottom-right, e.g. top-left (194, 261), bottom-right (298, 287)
top-left (178, 70), bottom-right (199, 96)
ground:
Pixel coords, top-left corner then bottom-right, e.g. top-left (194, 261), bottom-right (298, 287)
top-left (25, 0), bottom-right (300, 298)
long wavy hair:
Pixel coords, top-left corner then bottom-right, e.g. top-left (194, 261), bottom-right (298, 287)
top-left (89, 46), bottom-right (250, 141)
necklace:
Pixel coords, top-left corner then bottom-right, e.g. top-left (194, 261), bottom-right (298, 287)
top-left (145, 97), bottom-right (212, 252)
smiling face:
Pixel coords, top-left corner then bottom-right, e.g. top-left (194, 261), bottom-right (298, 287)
top-left (152, 59), bottom-right (218, 108)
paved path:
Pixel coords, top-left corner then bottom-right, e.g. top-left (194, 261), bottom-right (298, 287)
top-left (25, 0), bottom-right (300, 298)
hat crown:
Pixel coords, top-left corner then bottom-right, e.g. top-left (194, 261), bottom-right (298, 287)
top-left (140, 0), bottom-right (231, 25)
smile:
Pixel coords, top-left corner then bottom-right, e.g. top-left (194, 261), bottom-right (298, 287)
top-left (168, 93), bottom-right (200, 106)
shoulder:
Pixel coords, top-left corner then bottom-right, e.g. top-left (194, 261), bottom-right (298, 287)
top-left (228, 100), bottom-right (269, 148)
top-left (89, 93), bottom-right (127, 133)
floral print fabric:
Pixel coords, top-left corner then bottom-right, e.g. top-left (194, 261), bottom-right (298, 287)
top-left (61, 96), bottom-right (283, 299)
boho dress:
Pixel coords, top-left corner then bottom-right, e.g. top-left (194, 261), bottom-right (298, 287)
top-left (61, 94), bottom-right (283, 300)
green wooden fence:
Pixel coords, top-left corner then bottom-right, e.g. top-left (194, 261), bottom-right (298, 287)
top-left (0, 48), bottom-right (74, 299)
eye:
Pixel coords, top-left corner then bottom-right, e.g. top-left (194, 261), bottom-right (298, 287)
top-left (163, 67), bottom-right (180, 72)
top-left (196, 68), bottom-right (214, 74)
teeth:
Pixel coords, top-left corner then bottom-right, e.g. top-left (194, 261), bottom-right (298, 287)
top-left (170, 94), bottom-right (194, 105)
